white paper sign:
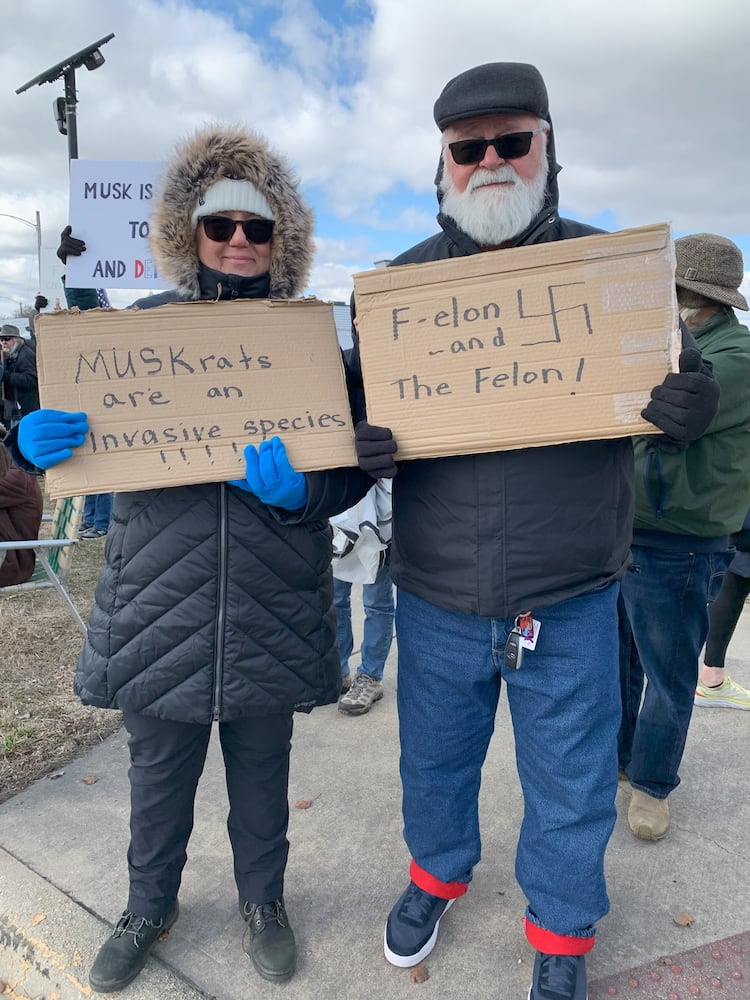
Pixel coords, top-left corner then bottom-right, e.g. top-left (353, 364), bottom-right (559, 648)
top-left (64, 160), bottom-right (170, 290)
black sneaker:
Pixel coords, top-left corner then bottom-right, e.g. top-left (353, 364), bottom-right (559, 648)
top-left (89, 903), bottom-right (179, 993)
top-left (80, 526), bottom-right (108, 539)
top-left (529, 952), bottom-right (588, 999)
top-left (383, 881), bottom-right (454, 967)
top-left (240, 897), bottom-right (296, 983)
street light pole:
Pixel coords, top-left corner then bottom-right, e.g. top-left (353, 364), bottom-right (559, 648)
top-left (13, 35), bottom-right (113, 302)
top-left (15, 33), bottom-right (115, 164)
top-left (34, 210), bottom-right (42, 288)
top-left (0, 212), bottom-right (43, 290)
top-left (12, 34), bottom-right (114, 305)
top-left (63, 67), bottom-right (79, 161)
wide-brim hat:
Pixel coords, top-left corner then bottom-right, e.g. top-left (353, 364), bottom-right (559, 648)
top-left (675, 233), bottom-right (748, 311)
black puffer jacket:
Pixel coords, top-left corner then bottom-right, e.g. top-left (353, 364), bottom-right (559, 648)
top-left (75, 126), bottom-right (370, 722)
top-left (352, 129), bottom-right (635, 619)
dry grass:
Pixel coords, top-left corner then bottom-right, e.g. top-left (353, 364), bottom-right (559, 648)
top-left (0, 488), bottom-right (122, 804)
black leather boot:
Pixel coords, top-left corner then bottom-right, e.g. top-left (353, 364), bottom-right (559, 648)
top-left (240, 897), bottom-right (296, 983)
top-left (89, 902), bottom-right (179, 993)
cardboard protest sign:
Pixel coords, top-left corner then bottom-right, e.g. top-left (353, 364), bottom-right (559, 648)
top-left (35, 299), bottom-right (357, 499)
top-left (64, 160), bottom-right (169, 290)
top-left (353, 223), bottom-right (679, 459)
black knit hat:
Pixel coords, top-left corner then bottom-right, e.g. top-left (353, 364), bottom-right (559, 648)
top-left (434, 62), bottom-right (549, 130)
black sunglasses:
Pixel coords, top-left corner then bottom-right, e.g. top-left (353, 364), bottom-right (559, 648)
top-left (201, 215), bottom-right (274, 244)
top-left (447, 127), bottom-right (546, 166)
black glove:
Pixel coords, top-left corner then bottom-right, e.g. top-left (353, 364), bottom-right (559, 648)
top-left (57, 225), bottom-right (86, 264)
top-left (355, 421), bottom-right (398, 478)
top-left (34, 294), bottom-right (48, 311)
top-left (641, 347), bottom-right (720, 444)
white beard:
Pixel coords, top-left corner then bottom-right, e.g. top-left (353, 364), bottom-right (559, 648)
top-left (439, 159), bottom-right (548, 246)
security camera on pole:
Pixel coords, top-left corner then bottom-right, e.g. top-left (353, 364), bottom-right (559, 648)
top-left (15, 33), bottom-right (115, 162)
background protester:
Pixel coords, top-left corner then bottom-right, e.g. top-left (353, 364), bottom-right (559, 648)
top-left (79, 492), bottom-right (113, 540)
top-left (619, 233), bottom-right (750, 840)
top-left (0, 442), bottom-right (43, 587)
top-left (697, 504), bottom-right (750, 710)
top-left (331, 478), bottom-right (394, 716)
top-left (1, 324), bottom-right (39, 430)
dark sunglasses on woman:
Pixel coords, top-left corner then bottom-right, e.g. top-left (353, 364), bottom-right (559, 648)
top-left (201, 216), bottom-right (274, 244)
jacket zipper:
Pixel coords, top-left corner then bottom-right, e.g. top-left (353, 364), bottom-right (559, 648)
top-left (212, 482), bottom-right (229, 720)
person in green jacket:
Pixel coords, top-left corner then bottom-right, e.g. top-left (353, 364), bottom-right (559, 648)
top-left (619, 232), bottom-right (750, 840)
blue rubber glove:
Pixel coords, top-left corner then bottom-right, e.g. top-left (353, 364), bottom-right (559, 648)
top-left (17, 408), bottom-right (89, 469)
top-left (229, 436), bottom-right (308, 510)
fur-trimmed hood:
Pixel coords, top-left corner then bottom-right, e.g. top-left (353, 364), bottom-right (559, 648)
top-left (150, 124), bottom-right (314, 300)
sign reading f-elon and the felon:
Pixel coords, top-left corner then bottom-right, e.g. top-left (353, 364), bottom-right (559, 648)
top-left (35, 298), bottom-right (357, 499)
top-left (353, 222), bottom-right (679, 460)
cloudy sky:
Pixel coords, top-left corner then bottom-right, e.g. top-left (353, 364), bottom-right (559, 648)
top-left (1, 0), bottom-right (748, 315)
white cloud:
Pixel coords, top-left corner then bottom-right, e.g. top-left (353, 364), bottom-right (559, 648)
top-left (1, 0), bottom-right (748, 314)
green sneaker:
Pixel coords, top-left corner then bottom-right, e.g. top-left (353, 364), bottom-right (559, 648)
top-left (695, 675), bottom-right (750, 710)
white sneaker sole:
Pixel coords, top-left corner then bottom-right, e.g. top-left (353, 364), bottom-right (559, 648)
top-left (383, 897), bottom-right (454, 968)
top-left (694, 695), bottom-right (750, 710)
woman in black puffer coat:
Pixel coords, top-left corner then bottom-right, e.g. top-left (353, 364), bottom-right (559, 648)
top-left (11, 125), bottom-right (370, 992)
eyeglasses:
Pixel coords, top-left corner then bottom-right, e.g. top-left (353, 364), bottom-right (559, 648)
top-left (200, 215), bottom-right (274, 244)
top-left (447, 127), bottom-right (546, 165)
top-left (0, 337), bottom-right (15, 342)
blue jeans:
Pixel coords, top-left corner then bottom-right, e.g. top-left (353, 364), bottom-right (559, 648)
top-left (333, 558), bottom-right (394, 681)
top-left (84, 492), bottom-right (113, 532)
top-left (395, 583), bottom-right (621, 938)
top-left (618, 545), bottom-right (732, 797)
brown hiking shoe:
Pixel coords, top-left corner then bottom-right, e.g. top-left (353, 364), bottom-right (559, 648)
top-left (627, 788), bottom-right (670, 840)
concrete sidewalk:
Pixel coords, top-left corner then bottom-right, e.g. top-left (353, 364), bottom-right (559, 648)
top-left (1, 594), bottom-right (749, 999)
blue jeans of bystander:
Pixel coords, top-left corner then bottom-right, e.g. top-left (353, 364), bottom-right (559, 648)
top-left (84, 492), bottom-right (114, 532)
top-left (618, 544), bottom-right (732, 798)
top-left (395, 583), bottom-right (621, 939)
top-left (333, 558), bottom-right (394, 682)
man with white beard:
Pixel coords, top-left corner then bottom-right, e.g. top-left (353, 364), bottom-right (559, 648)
top-left (437, 122), bottom-right (549, 248)
top-left (350, 63), bottom-right (721, 1000)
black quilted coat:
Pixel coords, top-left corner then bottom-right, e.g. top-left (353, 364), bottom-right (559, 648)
top-left (74, 126), bottom-right (370, 722)
top-left (351, 124), bottom-right (636, 619)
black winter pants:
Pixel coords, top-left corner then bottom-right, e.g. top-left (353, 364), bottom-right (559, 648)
top-left (705, 569), bottom-right (750, 668)
top-left (123, 711), bottom-right (293, 920)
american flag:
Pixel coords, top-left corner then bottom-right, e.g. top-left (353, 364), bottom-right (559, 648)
top-left (96, 288), bottom-right (111, 309)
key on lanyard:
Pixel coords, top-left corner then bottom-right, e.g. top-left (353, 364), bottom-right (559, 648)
top-left (504, 612), bottom-right (534, 670)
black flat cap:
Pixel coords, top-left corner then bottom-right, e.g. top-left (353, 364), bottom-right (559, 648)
top-left (434, 62), bottom-right (549, 130)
